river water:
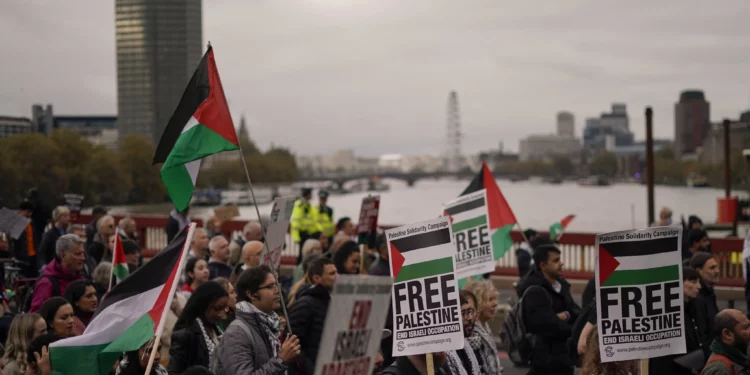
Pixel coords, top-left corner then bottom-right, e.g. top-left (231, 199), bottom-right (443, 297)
top-left (117, 179), bottom-right (747, 234)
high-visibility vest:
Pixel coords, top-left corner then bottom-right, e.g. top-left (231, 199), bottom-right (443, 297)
top-left (315, 205), bottom-right (335, 237)
top-left (290, 199), bottom-right (317, 243)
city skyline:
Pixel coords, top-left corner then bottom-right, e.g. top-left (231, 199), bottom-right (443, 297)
top-left (1, 1), bottom-right (749, 157)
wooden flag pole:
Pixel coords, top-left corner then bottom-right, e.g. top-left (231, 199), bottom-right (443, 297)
top-left (237, 149), bottom-right (292, 335)
top-left (640, 358), bottom-right (649, 375)
top-left (144, 222), bottom-right (197, 375)
top-left (425, 353), bottom-right (435, 375)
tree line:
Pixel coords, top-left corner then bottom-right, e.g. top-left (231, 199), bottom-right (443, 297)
top-left (0, 129), bottom-right (298, 207)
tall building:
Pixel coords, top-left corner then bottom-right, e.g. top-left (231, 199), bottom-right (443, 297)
top-left (674, 90), bottom-right (710, 159)
top-left (583, 103), bottom-right (633, 152)
top-left (556, 111), bottom-right (575, 137)
top-left (115, 0), bottom-right (203, 145)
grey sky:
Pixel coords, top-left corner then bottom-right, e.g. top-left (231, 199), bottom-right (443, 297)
top-left (2, 0), bottom-right (749, 156)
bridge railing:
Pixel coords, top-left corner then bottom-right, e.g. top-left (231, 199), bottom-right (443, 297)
top-left (76, 214), bottom-right (747, 287)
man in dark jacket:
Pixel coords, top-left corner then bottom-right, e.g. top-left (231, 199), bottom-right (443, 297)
top-left (166, 207), bottom-right (190, 244)
top-left (14, 201), bottom-right (39, 277)
top-left (516, 229), bottom-right (537, 278)
top-left (38, 206), bottom-right (70, 265)
top-left (516, 244), bottom-right (580, 375)
top-left (85, 206), bottom-right (107, 249)
top-left (285, 257), bottom-right (337, 375)
top-left (691, 252), bottom-right (720, 326)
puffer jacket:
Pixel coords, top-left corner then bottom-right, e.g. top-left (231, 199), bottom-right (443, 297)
top-left (284, 284), bottom-right (331, 375)
top-left (212, 306), bottom-right (288, 375)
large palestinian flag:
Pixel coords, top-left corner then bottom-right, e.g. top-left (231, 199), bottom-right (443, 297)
top-left (388, 222), bottom-right (454, 284)
top-left (598, 236), bottom-right (680, 287)
top-left (460, 162), bottom-right (517, 261)
top-left (153, 46), bottom-right (240, 211)
top-left (49, 225), bottom-right (193, 375)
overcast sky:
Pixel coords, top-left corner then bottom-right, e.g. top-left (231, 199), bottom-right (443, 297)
top-left (2, 0), bottom-right (749, 156)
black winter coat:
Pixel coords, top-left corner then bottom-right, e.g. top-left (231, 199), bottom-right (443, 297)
top-left (285, 284), bottom-right (331, 375)
top-left (39, 227), bottom-right (64, 265)
top-left (516, 268), bottom-right (581, 372)
top-left (649, 298), bottom-right (711, 374)
top-left (167, 320), bottom-right (213, 375)
top-left (698, 279), bottom-right (719, 329)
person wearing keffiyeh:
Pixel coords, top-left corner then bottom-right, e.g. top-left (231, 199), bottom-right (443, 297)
top-left (464, 280), bottom-right (502, 375)
top-left (443, 290), bottom-right (483, 375)
top-left (211, 265), bottom-right (301, 375)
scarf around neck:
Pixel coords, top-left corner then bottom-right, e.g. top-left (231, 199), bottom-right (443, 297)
top-left (236, 301), bottom-right (282, 357)
top-left (710, 338), bottom-right (749, 366)
top-left (196, 318), bottom-right (222, 367)
top-left (445, 347), bottom-right (480, 375)
top-left (467, 323), bottom-right (499, 375)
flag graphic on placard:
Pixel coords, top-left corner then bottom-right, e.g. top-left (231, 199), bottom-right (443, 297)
top-left (460, 162), bottom-right (517, 260)
top-left (598, 236), bottom-right (680, 287)
top-left (153, 46), bottom-right (239, 211)
top-left (389, 228), bottom-right (454, 283)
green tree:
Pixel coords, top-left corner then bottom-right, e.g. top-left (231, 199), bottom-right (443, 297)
top-left (88, 146), bottom-right (132, 204)
top-left (655, 146), bottom-right (675, 160)
top-left (589, 152), bottom-right (619, 177)
top-left (119, 135), bottom-right (165, 203)
top-left (552, 156), bottom-right (575, 176)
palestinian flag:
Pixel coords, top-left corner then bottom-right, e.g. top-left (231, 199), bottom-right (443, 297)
top-left (460, 162), bottom-right (517, 260)
top-left (598, 236), bottom-right (680, 287)
top-left (49, 225), bottom-right (193, 375)
top-left (153, 46), bottom-right (240, 211)
top-left (389, 225), bottom-right (454, 284)
top-left (549, 214), bottom-right (575, 239)
top-left (111, 228), bottom-right (128, 284)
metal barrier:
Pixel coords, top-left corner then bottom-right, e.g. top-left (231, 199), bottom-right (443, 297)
top-left (77, 214), bottom-right (747, 287)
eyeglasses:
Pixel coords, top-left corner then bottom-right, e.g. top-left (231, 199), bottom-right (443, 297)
top-left (461, 308), bottom-right (475, 318)
top-left (259, 283), bottom-right (279, 291)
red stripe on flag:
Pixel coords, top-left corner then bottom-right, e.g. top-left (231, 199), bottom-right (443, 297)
top-left (113, 231), bottom-right (126, 266)
top-left (560, 215), bottom-right (575, 229)
top-left (192, 48), bottom-right (239, 147)
top-left (147, 245), bottom-right (187, 331)
top-left (481, 162), bottom-right (517, 228)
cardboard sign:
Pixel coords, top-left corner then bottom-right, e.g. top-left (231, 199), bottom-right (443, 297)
top-left (442, 189), bottom-right (495, 279)
top-left (386, 216), bottom-right (464, 356)
top-left (314, 275), bottom-right (393, 375)
top-left (0, 208), bottom-right (31, 240)
top-left (63, 194), bottom-right (84, 222)
top-left (261, 196), bottom-right (295, 270)
top-left (213, 204), bottom-right (240, 222)
top-left (357, 196), bottom-right (380, 245)
top-left (596, 226), bottom-right (686, 362)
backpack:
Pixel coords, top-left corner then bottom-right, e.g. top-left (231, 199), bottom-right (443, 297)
top-left (22, 275), bottom-right (61, 313)
top-left (500, 285), bottom-right (544, 367)
top-left (701, 354), bottom-right (739, 375)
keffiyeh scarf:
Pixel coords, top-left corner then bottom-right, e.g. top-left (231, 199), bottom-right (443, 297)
top-left (467, 322), bottom-right (501, 375)
top-left (237, 301), bottom-right (282, 357)
top-left (196, 318), bottom-right (222, 366)
top-left (445, 347), bottom-right (480, 375)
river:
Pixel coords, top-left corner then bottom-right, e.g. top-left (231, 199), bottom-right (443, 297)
top-left (112, 178), bottom-right (747, 233)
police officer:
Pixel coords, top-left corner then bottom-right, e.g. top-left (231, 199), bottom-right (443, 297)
top-left (291, 187), bottom-right (316, 262)
top-left (316, 190), bottom-right (335, 242)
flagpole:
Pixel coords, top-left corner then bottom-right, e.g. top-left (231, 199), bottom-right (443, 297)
top-left (236, 149), bottom-right (293, 335)
top-left (144, 222), bottom-right (198, 375)
top-left (108, 228), bottom-right (119, 291)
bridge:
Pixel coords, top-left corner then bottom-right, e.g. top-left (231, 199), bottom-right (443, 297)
top-left (297, 169), bottom-right (477, 188)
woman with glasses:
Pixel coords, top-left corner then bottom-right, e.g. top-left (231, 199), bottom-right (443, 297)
top-left (211, 266), bottom-right (301, 375)
top-left (114, 337), bottom-right (168, 375)
top-left (168, 281), bottom-right (229, 374)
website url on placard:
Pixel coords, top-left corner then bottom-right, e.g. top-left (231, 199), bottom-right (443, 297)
top-left (408, 338), bottom-right (452, 348)
top-left (617, 342), bottom-right (670, 352)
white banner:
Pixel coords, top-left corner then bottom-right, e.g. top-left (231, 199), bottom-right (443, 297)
top-left (261, 196), bottom-right (295, 270)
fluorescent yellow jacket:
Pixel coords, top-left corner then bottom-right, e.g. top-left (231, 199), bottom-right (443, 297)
top-left (290, 199), bottom-right (317, 243)
top-left (314, 205), bottom-right (335, 237)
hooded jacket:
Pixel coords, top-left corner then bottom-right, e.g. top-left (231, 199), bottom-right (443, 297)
top-left (212, 305), bottom-right (289, 375)
top-left (30, 258), bottom-right (84, 312)
top-left (285, 284), bottom-right (331, 375)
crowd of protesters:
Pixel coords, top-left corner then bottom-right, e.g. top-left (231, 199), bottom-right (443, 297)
top-left (1, 191), bottom-right (750, 375)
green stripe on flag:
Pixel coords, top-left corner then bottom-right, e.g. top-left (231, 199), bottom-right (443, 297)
top-left (549, 222), bottom-right (563, 239)
top-left (395, 257), bottom-right (454, 283)
top-left (491, 224), bottom-right (514, 261)
top-left (160, 164), bottom-right (195, 212)
top-left (113, 263), bottom-right (129, 281)
top-left (452, 215), bottom-right (487, 233)
top-left (602, 265), bottom-right (680, 287)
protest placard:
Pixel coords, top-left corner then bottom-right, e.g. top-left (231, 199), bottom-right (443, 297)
top-left (314, 275), bottom-right (393, 375)
top-left (442, 189), bottom-right (495, 280)
top-left (63, 194), bottom-right (84, 222)
top-left (0, 208), bottom-right (31, 240)
top-left (261, 196), bottom-right (295, 270)
top-left (213, 204), bottom-right (240, 222)
top-left (386, 216), bottom-right (464, 356)
top-left (357, 196), bottom-right (380, 245)
top-left (596, 226), bottom-right (686, 362)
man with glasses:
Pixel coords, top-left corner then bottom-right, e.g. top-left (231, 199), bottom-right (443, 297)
top-left (285, 257), bottom-right (337, 375)
top-left (441, 290), bottom-right (484, 375)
